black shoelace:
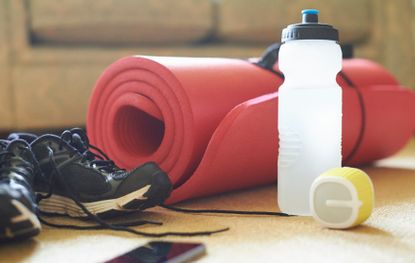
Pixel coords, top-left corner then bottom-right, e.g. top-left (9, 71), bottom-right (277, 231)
top-left (0, 148), bottom-right (38, 183)
top-left (38, 216), bottom-right (162, 231)
top-left (37, 128), bottom-right (292, 237)
top-left (159, 205), bottom-right (292, 217)
top-left (61, 128), bottom-right (122, 174)
top-left (37, 145), bottom-right (229, 237)
top-left (64, 129), bottom-right (292, 216)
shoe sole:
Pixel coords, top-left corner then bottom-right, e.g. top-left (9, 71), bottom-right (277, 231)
top-left (37, 171), bottom-right (172, 217)
top-left (0, 200), bottom-right (41, 241)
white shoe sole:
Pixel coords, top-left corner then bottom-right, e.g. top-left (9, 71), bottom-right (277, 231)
top-left (38, 185), bottom-right (151, 217)
top-left (0, 200), bottom-right (41, 240)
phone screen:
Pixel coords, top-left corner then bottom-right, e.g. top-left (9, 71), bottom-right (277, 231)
top-left (104, 241), bottom-right (206, 263)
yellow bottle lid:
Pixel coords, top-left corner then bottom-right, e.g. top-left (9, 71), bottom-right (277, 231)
top-left (310, 167), bottom-right (374, 229)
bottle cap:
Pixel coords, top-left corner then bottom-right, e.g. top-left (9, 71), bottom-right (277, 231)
top-left (310, 167), bottom-right (374, 229)
top-left (281, 9), bottom-right (339, 43)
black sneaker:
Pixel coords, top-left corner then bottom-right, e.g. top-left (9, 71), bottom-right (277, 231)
top-left (0, 139), bottom-right (41, 241)
top-left (12, 129), bottom-right (172, 217)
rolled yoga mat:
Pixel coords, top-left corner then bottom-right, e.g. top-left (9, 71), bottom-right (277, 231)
top-left (87, 56), bottom-right (415, 204)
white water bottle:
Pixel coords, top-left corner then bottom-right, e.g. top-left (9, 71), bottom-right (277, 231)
top-left (277, 9), bottom-right (342, 216)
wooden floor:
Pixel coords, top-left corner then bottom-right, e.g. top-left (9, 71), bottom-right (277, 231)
top-left (1, 138), bottom-right (415, 263)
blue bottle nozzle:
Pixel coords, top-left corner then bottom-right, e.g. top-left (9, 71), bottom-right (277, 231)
top-left (302, 9), bottom-right (319, 23)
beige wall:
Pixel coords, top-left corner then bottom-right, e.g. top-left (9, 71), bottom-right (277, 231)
top-left (1, 0), bottom-right (414, 130)
top-left (413, 0), bottom-right (415, 45)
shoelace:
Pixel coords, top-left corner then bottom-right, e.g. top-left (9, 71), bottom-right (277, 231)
top-left (3, 131), bottom-right (290, 237)
top-left (37, 146), bottom-right (229, 237)
top-left (61, 128), bottom-right (122, 174)
top-left (159, 205), bottom-right (292, 217)
top-left (23, 142), bottom-right (160, 231)
top-left (1, 153), bottom-right (290, 219)
top-left (39, 129), bottom-right (291, 235)
top-left (0, 148), bottom-right (37, 182)
top-left (38, 216), bottom-right (162, 231)
top-left (61, 129), bottom-right (293, 217)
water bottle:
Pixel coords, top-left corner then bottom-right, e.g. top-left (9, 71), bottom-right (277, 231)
top-left (277, 9), bottom-right (342, 216)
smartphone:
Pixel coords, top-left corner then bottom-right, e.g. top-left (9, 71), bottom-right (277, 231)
top-left (104, 241), bottom-right (206, 263)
